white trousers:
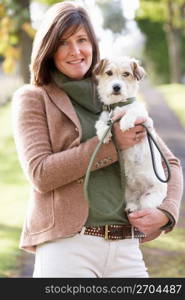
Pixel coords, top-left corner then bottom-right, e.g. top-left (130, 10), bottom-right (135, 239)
top-left (33, 233), bottom-right (148, 278)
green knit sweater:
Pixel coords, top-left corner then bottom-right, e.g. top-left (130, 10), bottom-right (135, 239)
top-left (52, 71), bottom-right (128, 226)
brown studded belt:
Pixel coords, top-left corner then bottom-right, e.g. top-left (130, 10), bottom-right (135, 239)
top-left (81, 224), bottom-right (146, 240)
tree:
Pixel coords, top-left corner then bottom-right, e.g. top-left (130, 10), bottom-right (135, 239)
top-left (0, 0), bottom-right (35, 82)
top-left (137, 0), bottom-right (185, 83)
top-left (0, 0), bottom-right (64, 83)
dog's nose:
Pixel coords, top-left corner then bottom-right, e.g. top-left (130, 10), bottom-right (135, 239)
top-left (113, 84), bottom-right (121, 93)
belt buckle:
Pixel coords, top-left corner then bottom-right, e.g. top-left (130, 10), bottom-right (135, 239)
top-left (104, 224), bottom-right (110, 240)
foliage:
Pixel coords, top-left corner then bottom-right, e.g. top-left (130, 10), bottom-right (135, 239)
top-left (0, 0), bottom-right (68, 75)
top-left (0, 0), bottom-right (35, 73)
top-left (136, 0), bottom-right (185, 83)
top-left (138, 0), bottom-right (185, 29)
top-left (96, 0), bottom-right (126, 33)
top-left (137, 19), bottom-right (170, 84)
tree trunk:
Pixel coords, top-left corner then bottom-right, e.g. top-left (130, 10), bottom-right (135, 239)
top-left (165, 28), bottom-right (182, 83)
top-left (165, 0), bottom-right (182, 83)
top-left (18, 0), bottom-right (32, 83)
top-left (19, 30), bottom-right (32, 83)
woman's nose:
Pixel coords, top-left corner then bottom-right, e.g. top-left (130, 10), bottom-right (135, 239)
top-left (70, 43), bottom-right (80, 55)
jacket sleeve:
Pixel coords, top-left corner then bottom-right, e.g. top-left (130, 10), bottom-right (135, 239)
top-left (12, 86), bottom-right (118, 193)
top-left (156, 134), bottom-right (184, 230)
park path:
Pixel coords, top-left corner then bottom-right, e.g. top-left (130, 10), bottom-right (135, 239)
top-left (141, 80), bottom-right (185, 178)
top-left (18, 79), bottom-right (185, 277)
top-left (140, 80), bottom-right (185, 226)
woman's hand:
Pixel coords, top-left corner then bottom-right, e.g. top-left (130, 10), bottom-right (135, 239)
top-left (128, 208), bottom-right (169, 243)
top-left (112, 113), bottom-right (147, 150)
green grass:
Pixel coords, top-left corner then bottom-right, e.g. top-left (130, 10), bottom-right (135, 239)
top-left (142, 227), bottom-right (185, 252)
top-left (157, 84), bottom-right (185, 127)
top-left (0, 102), bottom-right (29, 277)
top-left (141, 228), bottom-right (185, 277)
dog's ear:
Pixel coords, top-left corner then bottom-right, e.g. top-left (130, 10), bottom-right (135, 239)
top-left (130, 59), bottom-right (145, 81)
top-left (92, 59), bottom-right (109, 84)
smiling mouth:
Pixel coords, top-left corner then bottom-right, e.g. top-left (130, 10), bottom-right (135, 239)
top-left (67, 59), bottom-right (84, 65)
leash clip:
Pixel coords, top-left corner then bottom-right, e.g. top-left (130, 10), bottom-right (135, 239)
top-left (109, 109), bottom-right (114, 119)
top-left (107, 109), bottom-right (114, 126)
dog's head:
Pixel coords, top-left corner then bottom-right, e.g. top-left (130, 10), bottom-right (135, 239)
top-left (93, 57), bottom-right (145, 105)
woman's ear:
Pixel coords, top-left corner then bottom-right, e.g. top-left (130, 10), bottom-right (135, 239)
top-left (130, 59), bottom-right (146, 81)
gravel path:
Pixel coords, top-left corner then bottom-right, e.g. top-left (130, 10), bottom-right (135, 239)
top-left (141, 80), bottom-right (185, 179)
top-left (140, 80), bottom-right (185, 226)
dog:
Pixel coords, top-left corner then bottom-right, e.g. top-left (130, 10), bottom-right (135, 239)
top-left (93, 56), bottom-right (167, 212)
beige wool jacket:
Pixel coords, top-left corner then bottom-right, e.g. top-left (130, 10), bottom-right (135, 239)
top-left (12, 82), bottom-right (183, 253)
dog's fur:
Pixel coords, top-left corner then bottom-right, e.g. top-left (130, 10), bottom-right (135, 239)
top-left (94, 56), bottom-right (167, 212)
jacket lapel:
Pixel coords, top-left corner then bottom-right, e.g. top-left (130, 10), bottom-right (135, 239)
top-left (43, 83), bottom-right (82, 141)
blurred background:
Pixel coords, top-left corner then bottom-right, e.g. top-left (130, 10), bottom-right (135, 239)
top-left (0, 0), bottom-right (185, 278)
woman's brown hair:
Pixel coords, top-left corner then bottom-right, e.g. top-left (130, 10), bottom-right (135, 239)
top-left (30, 1), bottom-right (100, 86)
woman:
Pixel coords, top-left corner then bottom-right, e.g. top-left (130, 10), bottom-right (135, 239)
top-left (12, 1), bottom-right (183, 277)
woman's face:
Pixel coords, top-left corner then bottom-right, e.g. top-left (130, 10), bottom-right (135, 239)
top-left (54, 26), bottom-right (93, 80)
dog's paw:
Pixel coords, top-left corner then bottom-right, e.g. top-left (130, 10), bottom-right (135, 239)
top-left (140, 193), bottom-right (162, 209)
top-left (120, 117), bottom-right (135, 132)
top-left (125, 202), bottom-right (138, 213)
top-left (96, 126), bottom-right (112, 143)
top-left (140, 200), bottom-right (163, 209)
top-left (144, 117), bottom-right (153, 129)
top-left (103, 131), bottom-right (112, 144)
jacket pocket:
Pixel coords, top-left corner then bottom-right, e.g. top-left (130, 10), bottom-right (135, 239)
top-left (25, 189), bottom-right (54, 235)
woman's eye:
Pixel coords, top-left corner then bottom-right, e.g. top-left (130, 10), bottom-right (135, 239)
top-left (106, 70), bottom-right (113, 76)
top-left (122, 72), bottom-right (130, 77)
top-left (79, 38), bottom-right (87, 43)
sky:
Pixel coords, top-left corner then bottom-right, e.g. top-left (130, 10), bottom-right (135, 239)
top-left (121, 0), bottom-right (140, 20)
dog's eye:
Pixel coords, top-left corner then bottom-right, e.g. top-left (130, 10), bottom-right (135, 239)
top-left (122, 72), bottom-right (130, 77)
top-left (106, 70), bottom-right (113, 76)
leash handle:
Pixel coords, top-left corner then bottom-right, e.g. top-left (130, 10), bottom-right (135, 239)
top-left (140, 124), bottom-right (171, 183)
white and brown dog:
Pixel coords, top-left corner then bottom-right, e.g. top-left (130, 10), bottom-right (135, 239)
top-left (94, 56), bottom-right (167, 212)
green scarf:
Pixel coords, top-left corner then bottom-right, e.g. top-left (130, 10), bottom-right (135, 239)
top-left (52, 71), bottom-right (102, 142)
top-left (52, 71), bottom-right (102, 114)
